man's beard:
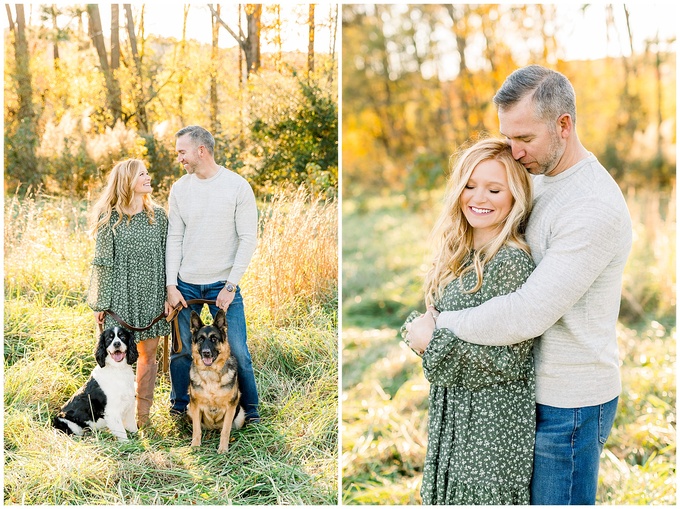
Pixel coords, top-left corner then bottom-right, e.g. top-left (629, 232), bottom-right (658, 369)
top-left (536, 131), bottom-right (564, 176)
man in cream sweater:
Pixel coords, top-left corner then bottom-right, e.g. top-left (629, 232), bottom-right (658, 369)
top-left (166, 125), bottom-right (260, 423)
top-left (407, 66), bottom-right (632, 504)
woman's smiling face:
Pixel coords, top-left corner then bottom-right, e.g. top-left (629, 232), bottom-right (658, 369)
top-left (460, 159), bottom-right (514, 248)
top-left (133, 167), bottom-right (152, 195)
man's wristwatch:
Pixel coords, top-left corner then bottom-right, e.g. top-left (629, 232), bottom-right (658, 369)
top-left (224, 282), bottom-right (236, 293)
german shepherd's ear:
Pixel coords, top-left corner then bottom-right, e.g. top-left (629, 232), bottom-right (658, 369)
top-left (95, 330), bottom-right (108, 368)
top-left (190, 311), bottom-right (204, 334)
top-left (214, 309), bottom-right (227, 333)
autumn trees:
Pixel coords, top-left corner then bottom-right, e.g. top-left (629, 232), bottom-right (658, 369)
top-left (5, 4), bottom-right (38, 185)
top-left (342, 4), bottom-right (676, 194)
top-left (4, 4), bottom-right (338, 196)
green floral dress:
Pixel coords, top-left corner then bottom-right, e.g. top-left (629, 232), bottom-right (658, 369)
top-left (403, 246), bottom-right (537, 505)
top-left (87, 207), bottom-right (171, 342)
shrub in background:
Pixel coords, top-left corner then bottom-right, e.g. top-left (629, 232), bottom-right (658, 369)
top-left (248, 74), bottom-right (338, 196)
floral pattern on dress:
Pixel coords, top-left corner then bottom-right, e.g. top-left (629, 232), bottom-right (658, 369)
top-left (87, 207), bottom-right (171, 342)
top-left (403, 246), bottom-right (537, 505)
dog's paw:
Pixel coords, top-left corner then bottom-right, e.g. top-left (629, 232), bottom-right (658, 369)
top-left (190, 439), bottom-right (201, 448)
top-left (217, 445), bottom-right (229, 454)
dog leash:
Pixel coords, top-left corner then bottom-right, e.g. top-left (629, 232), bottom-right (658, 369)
top-left (99, 308), bottom-right (181, 374)
top-left (100, 309), bottom-right (169, 333)
top-left (167, 299), bottom-right (218, 352)
top-left (100, 300), bottom-right (220, 371)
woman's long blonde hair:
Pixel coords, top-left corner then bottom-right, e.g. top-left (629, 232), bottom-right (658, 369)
top-left (424, 137), bottom-right (533, 307)
top-left (89, 158), bottom-right (158, 236)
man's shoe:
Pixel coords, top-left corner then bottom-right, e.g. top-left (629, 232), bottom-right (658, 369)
top-left (169, 408), bottom-right (189, 423)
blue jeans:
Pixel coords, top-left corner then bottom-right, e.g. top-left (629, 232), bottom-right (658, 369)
top-left (530, 396), bottom-right (619, 505)
top-left (170, 278), bottom-right (260, 420)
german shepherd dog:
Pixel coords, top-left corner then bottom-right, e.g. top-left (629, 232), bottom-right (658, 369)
top-left (188, 309), bottom-right (245, 453)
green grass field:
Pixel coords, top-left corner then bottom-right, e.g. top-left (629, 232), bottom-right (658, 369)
top-left (341, 189), bottom-right (676, 505)
top-left (4, 189), bottom-right (339, 505)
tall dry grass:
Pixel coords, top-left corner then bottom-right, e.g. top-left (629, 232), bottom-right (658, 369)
top-left (620, 184), bottom-right (676, 324)
top-left (4, 189), bottom-right (90, 304)
top-left (245, 187), bottom-right (338, 326)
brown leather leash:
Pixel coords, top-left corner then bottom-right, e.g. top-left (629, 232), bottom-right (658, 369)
top-left (99, 307), bottom-right (179, 374)
top-left (99, 299), bottom-right (218, 373)
top-left (166, 299), bottom-right (220, 373)
top-left (167, 299), bottom-right (220, 355)
top-left (99, 309), bottom-right (170, 334)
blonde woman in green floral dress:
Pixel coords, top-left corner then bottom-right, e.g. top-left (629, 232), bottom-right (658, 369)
top-left (87, 158), bottom-right (171, 427)
top-left (404, 138), bottom-right (537, 504)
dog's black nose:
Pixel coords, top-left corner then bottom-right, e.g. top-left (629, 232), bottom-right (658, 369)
top-left (112, 340), bottom-right (122, 348)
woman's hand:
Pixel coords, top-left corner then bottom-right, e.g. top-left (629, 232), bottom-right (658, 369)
top-left (94, 311), bottom-right (106, 326)
top-left (405, 310), bottom-right (437, 354)
top-left (164, 300), bottom-right (174, 316)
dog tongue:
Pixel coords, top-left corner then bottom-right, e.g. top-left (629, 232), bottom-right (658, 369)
top-left (112, 351), bottom-right (125, 362)
top-left (202, 356), bottom-right (213, 366)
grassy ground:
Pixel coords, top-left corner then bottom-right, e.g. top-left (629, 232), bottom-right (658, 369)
top-left (341, 189), bottom-right (676, 505)
top-left (4, 189), bottom-right (338, 505)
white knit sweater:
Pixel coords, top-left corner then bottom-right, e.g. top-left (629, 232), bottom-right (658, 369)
top-left (166, 167), bottom-right (258, 286)
top-left (437, 155), bottom-right (632, 408)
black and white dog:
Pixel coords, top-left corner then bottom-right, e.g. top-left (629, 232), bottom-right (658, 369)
top-left (53, 327), bottom-right (138, 441)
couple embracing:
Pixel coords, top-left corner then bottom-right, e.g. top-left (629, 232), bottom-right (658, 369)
top-left (403, 65), bottom-right (632, 505)
top-left (87, 125), bottom-right (260, 429)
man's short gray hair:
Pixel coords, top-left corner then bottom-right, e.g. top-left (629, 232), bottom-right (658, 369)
top-left (493, 65), bottom-right (577, 125)
top-left (175, 125), bottom-right (215, 155)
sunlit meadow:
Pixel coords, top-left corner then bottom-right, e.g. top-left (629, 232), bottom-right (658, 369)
top-left (4, 187), bottom-right (338, 505)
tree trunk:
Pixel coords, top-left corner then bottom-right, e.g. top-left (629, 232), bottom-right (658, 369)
top-left (238, 4), bottom-right (244, 85)
top-left (124, 4), bottom-right (142, 87)
top-left (308, 4), bottom-right (315, 75)
top-left (178, 4), bottom-right (190, 124)
top-left (9, 5), bottom-right (39, 176)
top-left (210, 4), bottom-right (220, 133)
top-left (244, 4), bottom-right (261, 75)
top-left (5, 4), bottom-right (15, 31)
top-left (273, 4), bottom-right (282, 71)
top-left (654, 33), bottom-right (663, 163)
top-left (328, 4), bottom-right (337, 84)
top-left (124, 4), bottom-right (148, 131)
top-left (369, 5), bottom-right (398, 152)
top-left (49, 5), bottom-right (60, 66)
top-left (613, 4), bottom-right (641, 157)
top-left (209, 4), bottom-right (260, 78)
top-left (111, 5), bottom-right (120, 73)
top-left (86, 4), bottom-right (122, 123)
top-left (14, 5), bottom-right (35, 123)
top-left (444, 4), bottom-right (479, 141)
top-left (110, 4), bottom-right (122, 121)
top-left (238, 4), bottom-right (245, 147)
